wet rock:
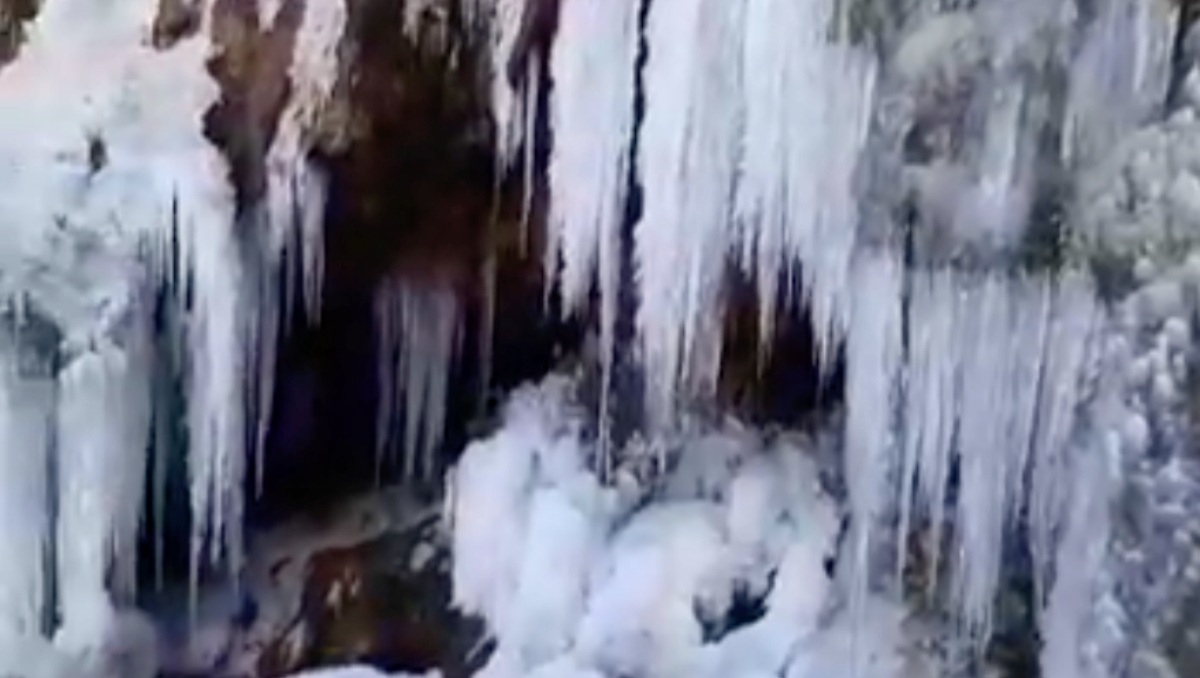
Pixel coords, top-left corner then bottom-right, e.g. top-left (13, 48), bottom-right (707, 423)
top-left (204, 0), bottom-right (305, 211)
top-left (0, 0), bottom-right (36, 68)
top-left (257, 513), bottom-right (485, 678)
top-left (152, 0), bottom-right (201, 50)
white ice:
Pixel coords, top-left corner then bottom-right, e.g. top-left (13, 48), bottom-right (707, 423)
top-left (635, 0), bottom-right (745, 431)
top-left (449, 377), bottom-right (931, 678)
top-left (737, 0), bottom-right (875, 366)
top-left (374, 276), bottom-right (462, 483)
top-left (0, 337), bottom-right (53, 638)
top-left (546, 0), bottom-right (639, 468)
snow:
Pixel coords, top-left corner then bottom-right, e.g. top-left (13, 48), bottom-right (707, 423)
top-left (450, 377), bottom-right (931, 678)
top-left (284, 666), bottom-right (440, 678)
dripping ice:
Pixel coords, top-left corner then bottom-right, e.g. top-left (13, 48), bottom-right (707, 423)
top-left (374, 276), bottom-right (462, 484)
top-left (479, 0), bottom-right (1186, 677)
top-left (0, 0), bottom-right (348, 660)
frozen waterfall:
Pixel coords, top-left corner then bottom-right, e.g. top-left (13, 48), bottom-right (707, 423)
top-left (0, 0), bottom-right (345, 660)
top-left (0, 0), bottom-right (1195, 676)
top-left (474, 0), bottom-right (1189, 676)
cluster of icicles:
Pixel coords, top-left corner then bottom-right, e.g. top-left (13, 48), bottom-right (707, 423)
top-left (0, 0), bottom-right (1180, 677)
top-left (486, 0), bottom-right (1176, 676)
top-left (0, 0), bottom-right (475, 657)
top-left (0, 0), bottom-right (347, 649)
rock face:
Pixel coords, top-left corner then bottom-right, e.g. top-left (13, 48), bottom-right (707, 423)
top-left (262, 517), bottom-right (484, 677)
top-left (0, 0), bottom-right (36, 67)
top-left (249, 0), bottom-right (585, 523)
top-left (153, 489), bottom-right (483, 678)
top-left (203, 0), bottom-right (306, 211)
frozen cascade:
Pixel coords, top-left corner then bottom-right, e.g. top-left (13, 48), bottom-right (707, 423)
top-left (0, 0), bottom-right (252, 635)
top-left (0, 0), bottom-right (348, 646)
top-left (895, 267), bottom-right (1101, 647)
top-left (374, 276), bottom-right (462, 483)
top-left (477, 0), bottom-right (1136, 668)
top-left (947, 273), bottom-right (1048, 643)
top-left (737, 0), bottom-right (875, 366)
top-left (636, 0), bottom-right (745, 431)
top-left (888, 273), bottom-right (1103, 651)
top-left (545, 0), bottom-right (640, 466)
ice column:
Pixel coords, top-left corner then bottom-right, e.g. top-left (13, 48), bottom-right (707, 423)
top-left (374, 276), bottom-right (462, 483)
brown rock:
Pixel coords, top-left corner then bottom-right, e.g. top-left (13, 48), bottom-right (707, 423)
top-left (0, 0), bottom-right (37, 69)
top-left (204, 0), bottom-right (305, 211)
top-left (152, 0), bottom-right (201, 50)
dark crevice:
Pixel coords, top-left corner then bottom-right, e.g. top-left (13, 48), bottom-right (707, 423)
top-left (1167, 0), bottom-right (1200, 110)
top-left (0, 0), bottom-right (37, 69)
top-left (605, 0), bottom-right (652, 451)
top-left (698, 575), bottom-right (774, 645)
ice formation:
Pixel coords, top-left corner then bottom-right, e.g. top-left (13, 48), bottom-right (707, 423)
top-left (634, 0), bottom-right (745, 431)
top-left (0, 0), bottom-right (240, 636)
top-left (0, 0), bottom-right (346, 659)
top-left (450, 377), bottom-right (933, 678)
top-left (254, 0), bottom-right (347, 496)
top-left (0, 0), bottom-right (1193, 676)
top-left (0, 336), bottom-right (54, 639)
top-left (473, 0), bottom-right (1192, 675)
top-left (737, 0), bottom-right (875, 366)
top-left (374, 275), bottom-right (462, 483)
top-left (545, 0), bottom-right (640, 465)
top-left (283, 666), bottom-right (441, 678)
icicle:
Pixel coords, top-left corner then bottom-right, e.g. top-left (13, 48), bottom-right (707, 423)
top-left (949, 273), bottom-right (1045, 644)
top-left (896, 268), bottom-right (959, 591)
top-left (478, 237), bottom-right (497, 419)
top-left (894, 268), bottom-right (1089, 649)
top-left (251, 0), bottom-right (343, 497)
top-left (636, 0), bottom-right (745, 431)
top-left (0, 336), bottom-right (52, 639)
top-left (374, 276), bottom-right (462, 483)
top-left (181, 195), bottom-right (248, 610)
top-left (1061, 0), bottom-right (1176, 167)
top-left (1038, 432), bottom-right (1115, 678)
top-left (489, 0), bottom-right (532, 172)
top-left (265, 0), bottom-right (344, 323)
top-left (546, 0), bottom-right (639, 316)
top-left (546, 0), bottom-right (639, 469)
top-left (1029, 271), bottom-right (1102, 594)
top-left (56, 329), bottom-right (153, 625)
top-left (844, 248), bottom-right (903, 657)
top-left (737, 0), bottom-right (875, 368)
